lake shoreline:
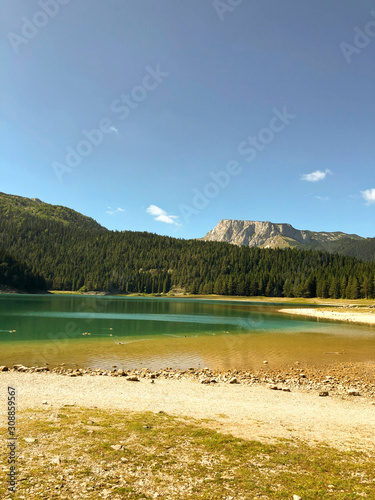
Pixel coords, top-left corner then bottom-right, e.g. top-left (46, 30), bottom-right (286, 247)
top-left (48, 291), bottom-right (375, 306)
top-left (280, 307), bottom-right (375, 325)
top-left (2, 360), bottom-right (375, 399)
top-left (2, 288), bottom-right (375, 308)
top-left (1, 363), bottom-right (375, 453)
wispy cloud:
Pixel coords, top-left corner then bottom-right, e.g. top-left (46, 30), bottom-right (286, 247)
top-left (146, 205), bottom-right (179, 225)
top-left (361, 188), bottom-right (375, 205)
top-left (301, 169), bottom-right (332, 182)
top-left (106, 207), bottom-right (125, 215)
top-left (109, 125), bottom-right (119, 134)
top-left (316, 196), bottom-right (329, 201)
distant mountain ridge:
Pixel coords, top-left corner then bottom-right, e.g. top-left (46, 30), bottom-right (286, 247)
top-left (203, 219), bottom-right (375, 260)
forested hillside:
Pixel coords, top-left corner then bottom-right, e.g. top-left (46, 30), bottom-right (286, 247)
top-left (326, 237), bottom-right (375, 262)
top-left (1, 194), bottom-right (375, 299)
top-left (0, 192), bottom-right (106, 232)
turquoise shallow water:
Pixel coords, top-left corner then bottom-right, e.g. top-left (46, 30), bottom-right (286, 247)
top-left (0, 294), bottom-right (374, 370)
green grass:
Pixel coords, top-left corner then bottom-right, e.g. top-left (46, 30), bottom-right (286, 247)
top-left (1, 408), bottom-right (374, 499)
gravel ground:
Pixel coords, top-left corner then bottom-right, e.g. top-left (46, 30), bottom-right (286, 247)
top-left (1, 372), bottom-right (374, 453)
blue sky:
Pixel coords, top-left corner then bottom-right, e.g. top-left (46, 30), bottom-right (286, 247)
top-left (1, 0), bottom-right (374, 238)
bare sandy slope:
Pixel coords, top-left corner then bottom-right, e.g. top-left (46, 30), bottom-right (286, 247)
top-left (1, 373), bottom-right (374, 453)
top-left (280, 308), bottom-right (375, 325)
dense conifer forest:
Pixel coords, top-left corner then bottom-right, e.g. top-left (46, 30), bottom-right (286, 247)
top-left (0, 250), bottom-right (46, 292)
top-left (1, 192), bottom-right (375, 298)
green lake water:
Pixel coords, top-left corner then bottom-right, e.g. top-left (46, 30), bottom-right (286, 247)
top-left (0, 294), bottom-right (374, 370)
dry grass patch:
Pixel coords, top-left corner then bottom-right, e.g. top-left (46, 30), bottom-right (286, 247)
top-left (1, 408), bottom-right (375, 499)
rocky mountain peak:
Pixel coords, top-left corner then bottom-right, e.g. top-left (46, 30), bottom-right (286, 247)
top-left (202, 219), bottom-right (363, 250)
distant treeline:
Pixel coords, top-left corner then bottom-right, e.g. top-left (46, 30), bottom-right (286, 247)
top-left (1, 202), bottom-right (375, 299)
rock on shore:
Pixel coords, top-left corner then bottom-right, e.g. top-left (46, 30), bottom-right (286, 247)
top-left (3, 362), bottom-right (375, 399)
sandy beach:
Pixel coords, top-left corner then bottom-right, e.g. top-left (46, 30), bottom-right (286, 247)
top-left (280, 307), bottom-right (375, 325)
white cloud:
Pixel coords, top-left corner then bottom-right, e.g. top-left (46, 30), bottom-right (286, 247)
top-left (316, 196), bottom-right (329, 201)
top-left (109, 125), bottom-right (119, 134)
top-left (146, 204), bottom-right (179, 225)
top-left (301, 169), bottom-right (332, 182)
top-left (361, 188), bottom-right (375, 205)
top-left (106, 206), bottom-right (125, 215)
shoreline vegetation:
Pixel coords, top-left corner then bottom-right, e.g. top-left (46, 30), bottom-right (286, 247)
top-left (47, 290), bottom-right (375, 304)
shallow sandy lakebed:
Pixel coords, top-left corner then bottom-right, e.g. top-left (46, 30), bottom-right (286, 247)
top-left (1, 372), bottom-right (374, 453)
